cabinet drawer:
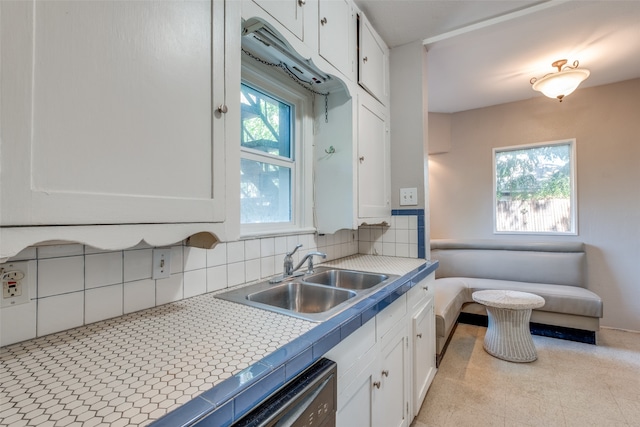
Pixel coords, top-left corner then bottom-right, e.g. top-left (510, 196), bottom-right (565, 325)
top-left (377, 294), bottom-right (406, 340)
top-left (325, 317), bottom-right (376, 382)
top-left (407, 274), bottom-right (434, 313)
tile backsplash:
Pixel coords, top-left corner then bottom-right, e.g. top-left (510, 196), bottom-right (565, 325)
top-left (359, 209), bottom-right (425, 259)
top-left (0, 211), bottom-right (423, 346)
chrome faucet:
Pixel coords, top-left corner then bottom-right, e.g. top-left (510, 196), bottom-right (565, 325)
top-left (293, 251), bottom-right (327, 275)
top-left (283, 244), bottom-right (303, 277)
top-left (270, 245), bottom-right (327, 283)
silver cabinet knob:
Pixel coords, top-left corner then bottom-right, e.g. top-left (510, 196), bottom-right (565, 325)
top-left (359, 156), bottom-right (365, 162)
top-left (373, 381), bottom-right (381, 389)
top-left (417, 333), bottom-right (423, 338)
top-left (321, 17), bottom-right (327, 25)
top-left (217, 105), bottom-right (228, 114)
top-left (298, 0), bottom-right (305, 5)
top-left (381, 370), bottom-right (389, 377)
top-left (363, 56), bottom-right (368, 63)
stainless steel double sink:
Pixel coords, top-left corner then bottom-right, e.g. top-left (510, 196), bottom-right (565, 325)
top-left (216, 267), bottom-right (399, 322)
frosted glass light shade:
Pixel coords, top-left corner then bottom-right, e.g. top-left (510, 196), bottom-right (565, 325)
top-left (532, 68), bottom-right (590, 100)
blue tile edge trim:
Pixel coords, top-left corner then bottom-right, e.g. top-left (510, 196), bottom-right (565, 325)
top-left (391, 209), bottom-right (425, 216)
top-left (150, 260), bottom-right (439, 427)
top-left (152, 396), bottom-right (218, 427)
top-left (391, 209), bottom-right (427, 259)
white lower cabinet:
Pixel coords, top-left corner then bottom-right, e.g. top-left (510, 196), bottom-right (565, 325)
top-left (377, 319), bottom-right (409, 427)
top-left (326, 275), bottom-right (436, 427)
top-left (411, 293), bottom-right (436, 416)
top-left (408, 274), bottom-right (437, 417)
top-left (335, 347), bottom-right (377, 427)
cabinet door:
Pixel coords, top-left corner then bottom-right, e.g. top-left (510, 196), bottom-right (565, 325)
top-left (0, 0), bottom-right (226, 226)
top-left (358, 13), bottom-right (388, 104)
top-left (377, 329), bottom-right (409, 427)
top-left (336, 353), bottom-right (377, 427)
top-left (357, 95), bottom-right (390, 220)
top-left (252, 0), bottom-right (304, 41)
top-left (412, 297), bottom-right (436, 416)
top-left (318, 0), bottom-right (353, 78)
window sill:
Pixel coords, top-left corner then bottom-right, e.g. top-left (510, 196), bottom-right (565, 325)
top-left (240, 226), bottom-right (317, 240)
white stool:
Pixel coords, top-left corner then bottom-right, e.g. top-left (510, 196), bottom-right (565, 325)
top-left (472, 290), bottom-right (545, 362)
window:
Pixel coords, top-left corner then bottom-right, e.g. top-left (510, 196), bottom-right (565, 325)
top-left (239, 64), bottom-right (313, 235)
top-left (241, 83), bottom-right (293, 224)
top-left (493, 139), bottom-right (577, 234)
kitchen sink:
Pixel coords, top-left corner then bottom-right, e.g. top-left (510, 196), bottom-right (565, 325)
top-left (216, 267), bottom-right (399, 322)
top-left (247, 282), bottom-right (356, 313)
top-left (302, 269), bottom-right (388, 290)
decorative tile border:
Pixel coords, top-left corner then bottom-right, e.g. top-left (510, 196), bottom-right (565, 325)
top-left (391, 209), bottom-right (426, 259)
top-left (357, 209), bottom-right (424, 259)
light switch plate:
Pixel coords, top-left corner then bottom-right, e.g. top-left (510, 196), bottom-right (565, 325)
top-left (400, 187), bottom-right (418, 206)
top-left (152, 249), bottom-right (172, 280)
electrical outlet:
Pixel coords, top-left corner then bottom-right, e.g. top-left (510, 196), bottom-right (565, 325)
top-left (152, 249), bottom-right (172, 280)
top-left (1, 262), bottom-right (31, 307)
top-left (3, 271), bottom-right (24, 297)
top-left (400, 187), bottom-right (418, 206)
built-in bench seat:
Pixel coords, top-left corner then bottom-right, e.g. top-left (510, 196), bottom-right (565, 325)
top-left (430, 240), bottom-right (603, 363)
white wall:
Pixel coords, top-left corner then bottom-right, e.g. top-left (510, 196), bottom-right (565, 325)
top-left (389, 41), bottom-right (429, 210)
top-left (429, 79), bottom-right (640, 331)
top-left (389, 41), bottom-right (430, 255)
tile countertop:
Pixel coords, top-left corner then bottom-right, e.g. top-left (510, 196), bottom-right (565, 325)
top-left (0, 255), bottom-right (437, 427)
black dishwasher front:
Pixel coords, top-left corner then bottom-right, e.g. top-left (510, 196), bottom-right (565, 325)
top-left (228, 358), bottom-right (337, 427)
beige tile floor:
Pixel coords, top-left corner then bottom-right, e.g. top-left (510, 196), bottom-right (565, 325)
top-left (412, 324), bottom-right (640, 427)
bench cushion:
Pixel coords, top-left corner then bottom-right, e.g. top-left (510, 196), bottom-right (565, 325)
top-left (432, 248), bottom-right (586, 287)
top-left (464, 278), bottom-right (603, 318)
top-left (433, 278), bottom-right (469, 340)
top-left (433, 277), bottom-right (603, 341)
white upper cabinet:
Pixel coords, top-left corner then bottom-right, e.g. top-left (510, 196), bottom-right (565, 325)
top-left (0, 0), bottom-right (234, 259)
top-left (318, 0), bottom-right (354, 80)
top-left (314, 89), bottom-right (391, 234)
top-left (314, 8), bottom-right (390, 233)
top-left (1, 0), bottom-right (226, 226)
top-left (358, 93), bottom-right (391, 221)
top-left (314, 90), bottom-right (357, 234)
top-left (251, 0), bottom-right (305, 41)
top-left (358, 13), bottom-right (389, 105)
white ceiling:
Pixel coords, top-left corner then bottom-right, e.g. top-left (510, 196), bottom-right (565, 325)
top-left (354, 0), bottom-right (640, 113)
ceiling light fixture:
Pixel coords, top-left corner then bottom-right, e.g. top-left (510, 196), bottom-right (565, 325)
top-left (530, 59), bottom-right (590, 102)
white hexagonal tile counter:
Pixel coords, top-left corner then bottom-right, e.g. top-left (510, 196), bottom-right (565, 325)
top-left (0, 293), bottom-right (315, 426)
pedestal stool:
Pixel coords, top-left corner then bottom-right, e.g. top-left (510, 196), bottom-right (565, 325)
top-left (472, 290), bottom-right (546, 362)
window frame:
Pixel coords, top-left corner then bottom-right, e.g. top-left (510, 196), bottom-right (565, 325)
top-left (492, 138), bottom-right (578, 236)
top-left (240, 62), bottom-right (314, 237)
